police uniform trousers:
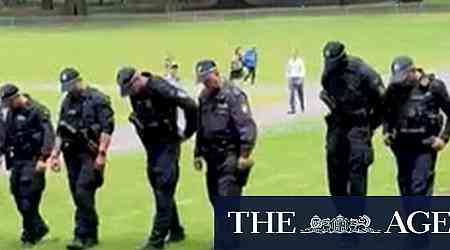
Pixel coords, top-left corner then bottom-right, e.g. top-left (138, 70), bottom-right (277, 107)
top-left (140, 138), bottom-right (184, 242)
top-left (325, 119), bottom-right (374, 196)
top-left (204, 149), bottom-right (249, 207)
top-left (391, 143), bottom-right (437, 196)
top-left (63, 148), bottom-right (103, 240)
top-left (9, 159), bottom-right (47, 243)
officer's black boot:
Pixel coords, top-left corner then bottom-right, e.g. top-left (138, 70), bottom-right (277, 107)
top-left (66, 238), bottom-right (84, 250)
top-left (138, 239), bottom-right (164, 250)
top-left (20, 230), bottom-right (35, 248)
top-left (83, 237), bottom-right (99, 249)
top-left (139, 231), bottom-right (165, 250)
top-left (33, 225), bottom-right (49, 244)
top-left (167, 228), bottom-right (185, 243)
top-left (21, 241), bottom-right (34, 249)
top-left (66, 237), bottom-right (98, 250)
top-left (167, 206), bottom-right (185, 244)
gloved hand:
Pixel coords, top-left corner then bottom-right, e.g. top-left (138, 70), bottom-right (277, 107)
top-left (431, 137), bottom-right (446, 151)
top-left (238, 156), bottom-right (254, 171)
top-left (194, 157), bottom-right (205, 172)
top-left (48, 151), bottom-right (61, 173)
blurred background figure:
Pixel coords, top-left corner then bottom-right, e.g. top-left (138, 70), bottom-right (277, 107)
top-left (230, 46), bottom-right (245, 84)
top-left (165, 62), bottom-right (181, 86)
top-left (286, 49), bottom-right (306, 114)
top-left (164, 61), bottom-right (186, 138)
top-left (164, 54), bottom-right (175, 76)
top-left (243, 47), bottom-right (258, 85)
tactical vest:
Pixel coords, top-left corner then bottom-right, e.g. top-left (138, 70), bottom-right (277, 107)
top-left (394, 81), bottom-right (443, 140)
top-left (130, 94), bottom-right (178, 140)
top-left (59, 88), bottom-right (103, 144)
top-left (5, 97), bottom-right (46, 162)
top-left (322, 63), bottom-right (371, 123)
top-left (199, 84), bottom-right (244, 149)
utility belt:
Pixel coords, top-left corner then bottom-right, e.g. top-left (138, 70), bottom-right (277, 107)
top-left (325, 109), bottom-right (370, 128)
top-left (199, 138), bottom-right (239, 156)
top-left (394, 127), bottom-right (439, 145)
top-left (394, 113), bottom-right (443, 143)
top-left (5, 131), bottom-right (42, 169)
top-left (5, 146), bottom-right (39, 170)
top-left (129, 113), bottom-right (177, 138)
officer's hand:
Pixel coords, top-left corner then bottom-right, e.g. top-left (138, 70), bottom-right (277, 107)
top-left (50, 158), bottom-right (61, 173)
top-left (194, 157), bottom-right (204, 172)
top-left (431, 137), bottom-right (447, 151)
top-left (238, 157), bottom-right (254, 171)
top-left (49, 152), bottom-right (61, 173)
top-left (95, 153), bottom-right (107, 171)
top-left (383, 133), bottom-right (394, 146)
top-left (35, 160), bottom-right (47, 174)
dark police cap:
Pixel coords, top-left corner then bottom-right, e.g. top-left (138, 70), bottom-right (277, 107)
top-left (60, 67), bottom-right (81, 92)
top-left (391, 56), bottom-right (415, 83)
top-left (0, 84), bottom-right (19, 101)
top-left (116, 66), bottom-right (137, 97)
top-left (196, 60), bottom-right (217, 83)
top-left (0, 84), bottom-right (20, 107)
top-left (323, 41), bottom-right (346, 62)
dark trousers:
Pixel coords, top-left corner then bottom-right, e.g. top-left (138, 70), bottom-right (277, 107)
top-left (288, 77), bottom-right (305, 112)
top-left (142, 141), bottom-right (183, 244)
top-left (244, 66), bottom-right (256, 85)
top-left (391, 145), bottom-right (437, 196)
top-left (63, 151), bottom-right (103, 240)
top-left (9, 160), bottom-right (47, 243)
top-left (325, 122), bottom-right (374, 196)
top-left (204, 151), bottom-right (248, 207)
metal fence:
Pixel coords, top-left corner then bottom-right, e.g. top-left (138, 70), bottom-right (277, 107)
top-left (0, 1), bottom-right (449, 27)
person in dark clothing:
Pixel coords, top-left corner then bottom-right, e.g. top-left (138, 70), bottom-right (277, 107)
top-left (230, 47), bottom-right (245, 83)
top-left (194, 59), bottom-right (257, 207)
top-left (320, 41), bottom-right (385, 196)
top-left (48, 68), bottom-right (115, 250)
top-left (0, 84), bottom-right (56, 248)
top-left (383, 56), bottom-right (450, 196)
top-left (116, 66), bottom-right (198, 250)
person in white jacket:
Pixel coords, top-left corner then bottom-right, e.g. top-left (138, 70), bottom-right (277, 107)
top-left (286, 49), bottom-right (306, 114)
top-left (164, 62), bottom-right (187, 138)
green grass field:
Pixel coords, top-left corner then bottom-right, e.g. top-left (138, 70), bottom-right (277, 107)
top-left (2, 12), bottom-right (450, 122)
top-left (1, 11), bottom-right (450, 250)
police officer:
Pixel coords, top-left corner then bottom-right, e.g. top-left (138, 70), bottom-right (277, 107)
top-left (383, 56), bottom-right (450, 196)
top-left (48, 68), bottom-right (115, 250)
top-left (194, 60), bottom-right (257, 207)
top-left (116, 66), bottom-right (198, 250)
top-left (0, 84), bottom-right (55, 248)
top-left (320, 41), bottom-right (385, 196)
